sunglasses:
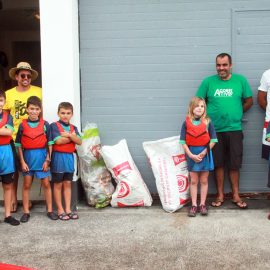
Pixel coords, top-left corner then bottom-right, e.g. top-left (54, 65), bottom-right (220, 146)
top-left (20, 74), bottom-right (32, 79)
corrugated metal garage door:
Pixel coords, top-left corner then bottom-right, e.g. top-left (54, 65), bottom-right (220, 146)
top-left (232, 9), bottom-right (270, 191)
top-left (79, 1), bottom-right (270, 193)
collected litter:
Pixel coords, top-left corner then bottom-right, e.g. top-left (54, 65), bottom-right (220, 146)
top-left (76, 123), bottom-right (114, 208)
top-left (100, 139), bottom-right (153, 207)
top-left (143, 136), bottom-right (190, 212)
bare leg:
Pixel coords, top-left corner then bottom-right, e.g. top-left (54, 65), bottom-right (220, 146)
top-left (63, 181), bottom-right (72, 214)
top-left (199, 171), bottom-right (209, 206)
top-left (230, 169), bottom-right (247, 208)
top-left (10, 170), bottom-right (18, 212)
top-left (189, 172), bottom-right (199, 206)
top-left (41, 177), bottom-right (53, 213)
top-left (53, 182), bottom-right (64, 215)
top-left (22, 175), bottom-right (33, 214)
top-left (211, 166), bottom-right (225, 207)
top-left (3, 183), bottom-right (12, 217)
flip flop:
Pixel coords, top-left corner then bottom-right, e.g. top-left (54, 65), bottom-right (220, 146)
top-left (47, 212), bottom-right (58, 220)
top-left (67, 212), bottom-right (79, 220)
top-left (58, 213), bottom-right (70, 221)
top-left (211, 199), bottom-right (224, 207)
top-left (232, 200), bottom-right (248, 209)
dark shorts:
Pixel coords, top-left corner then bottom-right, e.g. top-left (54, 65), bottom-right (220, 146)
top-left (212, 131), bottom-right (243, 170)
top-left (268, 168), bottom-right (270, 188)
top-left (262, 144), bottom-right (270, 160)
top-left (51, 172), bottom-right (74, 183)
top-left (0, 173), bottom-right (14, 184)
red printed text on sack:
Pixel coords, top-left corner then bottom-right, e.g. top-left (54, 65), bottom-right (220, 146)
top-left (112, 161), bottom-right (132, 177)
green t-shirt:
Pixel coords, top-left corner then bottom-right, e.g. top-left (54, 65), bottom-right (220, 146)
top-left (196, 74), bottom-right (253, 132)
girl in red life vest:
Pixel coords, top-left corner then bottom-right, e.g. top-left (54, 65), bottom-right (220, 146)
top-left (180, 97), bottom-right (218, 217)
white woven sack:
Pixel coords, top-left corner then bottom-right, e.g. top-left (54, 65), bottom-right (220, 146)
top-left (100, 139), bottom-right (153, 207)
top-left (143, 136), bottom-right (189, 212)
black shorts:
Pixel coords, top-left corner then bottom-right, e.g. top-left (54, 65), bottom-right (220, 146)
top-left (51, 172), bottom-right (74, 183)
top-left (0, 173), bottom-right (14, 184)
top-left (212, 131), bottom-right (243, 170)
top-left (261, 144), bottom-right (270, 160)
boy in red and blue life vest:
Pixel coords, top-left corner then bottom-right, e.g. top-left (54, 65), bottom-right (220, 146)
top-left (15, 96), bottom-right (58, 223)
top-left (49, 102), bottom-right (82, 221)
top-left (0, 90), bottom-right (20, 226)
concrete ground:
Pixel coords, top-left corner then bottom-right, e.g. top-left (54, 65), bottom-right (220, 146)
top-left (0, 198), bottom-right (269, 270)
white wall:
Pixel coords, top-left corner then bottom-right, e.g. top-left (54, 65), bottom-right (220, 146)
top-left (39, 0), bottom-right (81, 129)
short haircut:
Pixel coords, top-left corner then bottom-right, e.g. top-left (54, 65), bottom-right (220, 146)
top-left (58, 102), bottom-right (73, 113)
top-left (0, 90), bottom-right (6, 99)
top-left (27, 96), bottom-right (42, 109)
top-left (216, 53), bottom-right (232, 64)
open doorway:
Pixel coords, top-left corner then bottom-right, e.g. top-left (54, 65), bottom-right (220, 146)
top-left (0, 0), bottom-right (41, 201)
top-left (0, 0), bottom-right (41, 90)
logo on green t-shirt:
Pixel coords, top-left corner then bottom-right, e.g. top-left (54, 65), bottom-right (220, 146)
top-left (214, 89), bottom-right (233, 97)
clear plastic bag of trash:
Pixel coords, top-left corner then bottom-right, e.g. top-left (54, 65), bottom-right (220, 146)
top-left (76, 123), bottom-right (114, 208)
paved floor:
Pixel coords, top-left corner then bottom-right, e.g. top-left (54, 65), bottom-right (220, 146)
top-left (0, 198), bottom-right (269, 270)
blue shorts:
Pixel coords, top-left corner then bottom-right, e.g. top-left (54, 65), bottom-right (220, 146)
top-left (22, 170), bottom-right (51, 179)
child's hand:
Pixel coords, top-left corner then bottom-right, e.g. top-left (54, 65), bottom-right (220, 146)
top-left (60, 131), bottom-right (71, 138)
top-left (190, 154), bottom-right (202, 163)
top-left (42, 160), bottom-right (50, 171)
top-left (21, 161), bottom-right (29, 172)
top-left (198, 149), bottom-right (207, 159)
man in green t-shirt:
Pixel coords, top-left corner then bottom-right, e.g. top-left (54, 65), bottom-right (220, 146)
top-left (196, 53), bottom-right (253, 209)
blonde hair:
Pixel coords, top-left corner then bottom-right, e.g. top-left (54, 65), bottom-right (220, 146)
top-left (187, 97), bottom-right (209, 124)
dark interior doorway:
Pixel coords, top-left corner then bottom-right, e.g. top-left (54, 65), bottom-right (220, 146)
top-left (0, 0), bottom-right (41, 90)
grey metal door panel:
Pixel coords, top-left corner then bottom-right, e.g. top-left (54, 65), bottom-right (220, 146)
top-left (80, 1), bottom-right (270, 193)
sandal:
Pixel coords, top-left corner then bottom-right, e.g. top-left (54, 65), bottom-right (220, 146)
top-left (211, 199), bottom-right (224, 207)
top-left (4, 216), bottom-right (20, 226)
top-left (58, 213), bottom-right (70, 221)
top-left (20, 213), bottom-right (30, 223)
top-left (67, 212), bottom-right (79, 220)
top-left (232, 200), bottom-right (248, 209)
top-left (47, 212), bottom-right (58, 220)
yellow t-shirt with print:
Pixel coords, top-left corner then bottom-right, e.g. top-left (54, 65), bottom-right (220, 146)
top-left (3, 85), bottom-right (42, 139)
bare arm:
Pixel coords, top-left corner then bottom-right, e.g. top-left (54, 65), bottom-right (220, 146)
top-left (182, 144), bottom-right (202, 163)
top-left (0, 127), bottom-right (12, 136)
top-left (59, 131), bottom-right (82, 145)
top-left (70, 132), bottom-right (82, 145)
top-left (243, 97), bottom-right (253, 112)
top-left (54, 136), bottom-right (71, 145)
top-left (17, 146), bottom-right (29, 172)
top-left (257, 90), bottom-right (267, 111)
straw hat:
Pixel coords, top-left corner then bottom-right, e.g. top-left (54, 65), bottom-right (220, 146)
top-left (9, 62), bottom-right (38, 81)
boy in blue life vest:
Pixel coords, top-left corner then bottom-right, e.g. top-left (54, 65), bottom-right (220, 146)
top-left (50, 102), bottom-right (82, 221)
top-left (0, 90), bottom-right (20, 226)
top-left (15, 96), bottom-right (58, 223)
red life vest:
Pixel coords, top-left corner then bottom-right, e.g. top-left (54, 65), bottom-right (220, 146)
top-left (0, 111), bottom-right (12, 145)
top-left (185, 117), bottom-right (210, 146)
top-left (52, 121), bottom-right (76, 153)
top-left (21, 119), bottom-right (47, 149)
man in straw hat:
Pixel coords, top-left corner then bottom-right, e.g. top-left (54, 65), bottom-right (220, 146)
top-left (4, 62), bottom-right (42, 213)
